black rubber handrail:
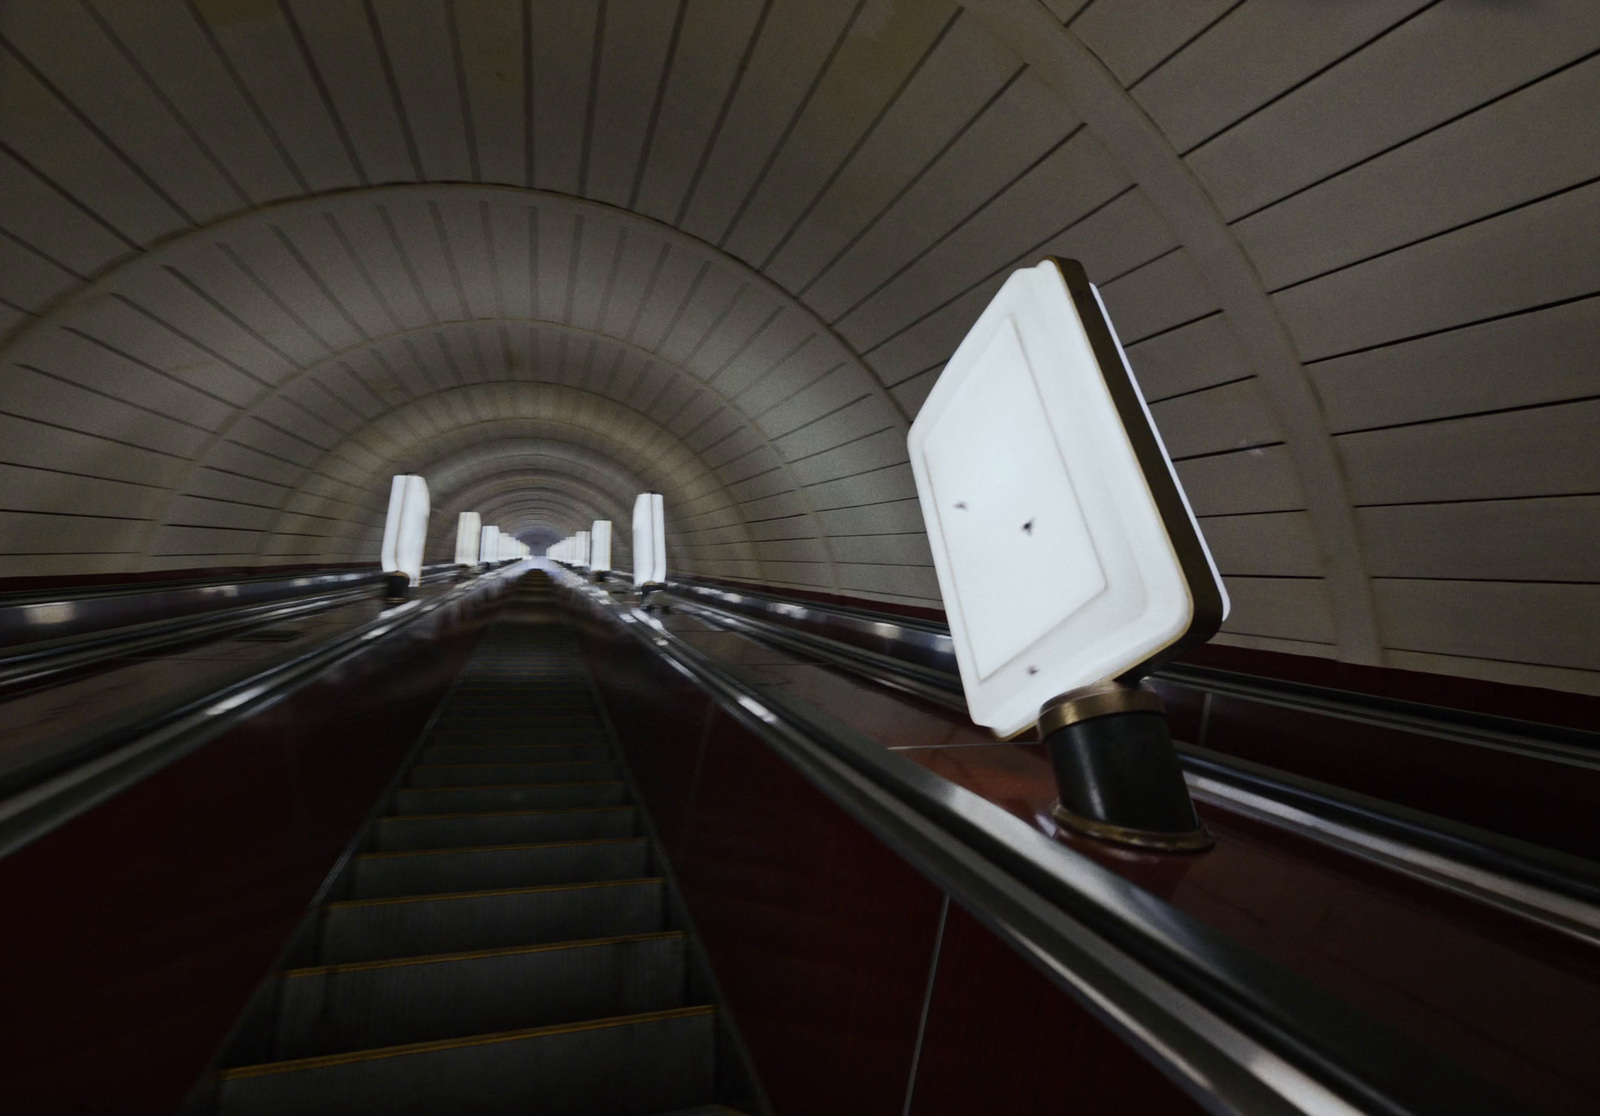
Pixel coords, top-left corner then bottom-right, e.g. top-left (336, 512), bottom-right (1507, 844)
top-left (664, 578), bottom-right (1600, 765)
top-left (662, 582), bottom-right (1600, 947)
top-left (0, 564), bottom-right (464, 695)
top-left (554, 569), bottom-right (1529, 1116)
top-left (0, 566), bottom-right (522, 860)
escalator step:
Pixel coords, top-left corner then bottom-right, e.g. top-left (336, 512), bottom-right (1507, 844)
top-left (273, 931), bottom-right (688, 1059)
top-left (218, 1006), bottom-right (716, 1116)
top-left (407, 761), bottom-right (620, 787)
top-left (428, 728), bottom-right (608, 747)
top-left (418, 743), bottom-right (611, 764)
top-left (320, 877), bottom-right (667, 963)
top-left (374, 806), bottom-right (637, 851)
top-left (350, 837), bottom-right (652, 898)
top-left (392, 782), bottom-right (630, 816)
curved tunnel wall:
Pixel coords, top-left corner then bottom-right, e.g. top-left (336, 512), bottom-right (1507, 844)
top-left (0, 0), bottom-right (1596, 697)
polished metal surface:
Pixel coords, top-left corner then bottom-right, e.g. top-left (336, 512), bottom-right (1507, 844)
top-left (662, 576), bottom-right (1600, 1000)
top-left (560, 566), bottom-right (1525, 1116)
top-left (666, 578), bottom-right (1600, 771)
top-left (1038, 681), bottom-right (1165, 735)
top-left (0, 566), bottom-right (523, 860)
top-left (0, 569), bottom-right (383, 648)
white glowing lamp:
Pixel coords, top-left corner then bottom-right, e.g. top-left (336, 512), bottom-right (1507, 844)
top-left (590, 521), bottom-right (613, 574)
top-left (481, 525), bottom-right (499, 564)
top-left (576, 530), bottom-right (591, 570)
top-left (632, 493), bottom-right (667, 587)
top-left (455, 511), bottom-right (481, 566)
top-left (908, 258), bottom-right (1227, 738)
top-left (380, 474), bottom-right (430, 587)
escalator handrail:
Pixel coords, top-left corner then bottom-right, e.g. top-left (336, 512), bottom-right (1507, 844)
top-left (0, 565), bottom-right (523, 861)
top-left (664, 578), bottom-right (1600, 765)
top-left (556, 570), bottom-right (1528, 1116)
top-left (0, 565), bottom-right (463, 695)
top-left (663, 584), bottom-right (1600, 948)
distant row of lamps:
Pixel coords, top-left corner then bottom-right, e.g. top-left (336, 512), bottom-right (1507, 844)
top-left (378, 475), bottom-right (529, 600)
top-left (549, 493), bottom-right (667, 590)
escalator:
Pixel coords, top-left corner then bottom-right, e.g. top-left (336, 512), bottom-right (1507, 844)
top-left (202, 573), bottom-right (757, 1116)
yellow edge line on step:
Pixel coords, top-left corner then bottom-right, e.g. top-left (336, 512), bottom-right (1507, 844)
top-left (356, 836), bottom-right (646, 860)
top-left (412, 763), bottom-right (614, 771)
top-left (381, 805), bottom-right (633, 821)
top-left (399, 780), bottom-right (624, 793)
top-left (284, 930), bottom-right (684, 977)
top-left (221, 1006), bottom-right (715, 1078)
top-left (324, 876), bottom-right (663, 908)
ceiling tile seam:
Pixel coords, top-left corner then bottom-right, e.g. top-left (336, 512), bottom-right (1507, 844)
top-left (962, 0), bottom-right (1382, 665)
top-left (271, 0), bottom-right (368, 186)
top-left (263, 392), bottom-right (759, 552)
top-left (671, 0), bottom-right (778, 228)
top-left (756, 6), bottom-right (967, 274)
top-left (824, 123), bottom-right (1086, 328)
top-left (575, 0), bottom-right (608, 197)
top-left (0, 225), bottom-right (89, 283)
top-left (268, 225), bottom-right (375, 343)
top-left (626, 0), bottom-right (690, 211)
top-left (791, 64), bottom-right (1026, 300)
top-left (1266, 171), bottom-right (1600, 297)
top-left (0, 30), bottom-right (195, 224)
top-left (855, 179), bottom-right (1143, 358)
top-left (1215, 25), bottom-right (1594, 220)
top-left (360, 0), bottom-right (424, 180)
top-left (713, 0), bottom-right (870, 250)
top-left (375, 204), bottom-right (442, 324)
top-left (321, 213), bottom-right (404, 332)
top-left (55, 324), bottom-right (243, 411)
top-left (215, 243), bottom-right (341, 355)
top-left (1122, 0), bottom-right (1246, 92)
top-left (442, 0), bottom-right (482, 183)
top-left (428, 200), bottom-right (475, 322)
top-left (81, 0), bottom-right (254, 208)
top-left (0, 137), bottom-right (141, 252)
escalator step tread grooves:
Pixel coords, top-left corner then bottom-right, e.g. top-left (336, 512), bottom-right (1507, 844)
top-left (216, 572), bottom-right (729, 1116)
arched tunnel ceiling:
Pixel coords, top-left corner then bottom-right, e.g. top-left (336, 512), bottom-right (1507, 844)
top-left (1, 0), bottom-right (1597, 698)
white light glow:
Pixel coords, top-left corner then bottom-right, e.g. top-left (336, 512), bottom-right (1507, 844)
top-left (908, 258), bottom-right (1227, 737)
top-left (455, 511), bottom-right (481, 566)
top-left (590, 520), bottom-right (612, 573)
top-left (631, 493), bottom-right (667, 587)
top-left (481, 524), bottom-right (499, 564)
top-left (379, 474), bottom-right (430, 587)
top-left (575, 530), bottom-right (591, 570)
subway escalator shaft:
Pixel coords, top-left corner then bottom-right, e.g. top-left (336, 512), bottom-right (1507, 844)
top-left (201, 573), bottom-right (752, 1116)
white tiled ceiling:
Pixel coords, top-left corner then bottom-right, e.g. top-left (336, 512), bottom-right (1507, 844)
top-left (1, 0), bottom-right (1597, 696)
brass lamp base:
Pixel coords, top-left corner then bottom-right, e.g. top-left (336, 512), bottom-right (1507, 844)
top-left (1040, 681), bottom-right (1212, 853)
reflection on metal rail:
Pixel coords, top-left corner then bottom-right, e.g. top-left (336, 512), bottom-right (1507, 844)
top-left (0, 565), bottom-right (522, 861)
top-left (551, 564), bottom-right (1525, 1116)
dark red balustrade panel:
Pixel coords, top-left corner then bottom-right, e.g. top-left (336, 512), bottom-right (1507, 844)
top-left (578, 611), bottom-right (1204, 1116)
top-left (675, 707), bottom-right (945, 1115)
top-left (910, 902), bottom-right (1206, 1115)
top-left (1201, 693), bottom-right (1600, 860)
top-left (585, 624), bottom-right (714, 858)
top-left (0, 593), bottom-right (498, 1114)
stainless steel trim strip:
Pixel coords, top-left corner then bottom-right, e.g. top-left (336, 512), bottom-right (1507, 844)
top-left (0, 568), bottom-right (519, 860)
top-left (556, 567), bottom-right (1526, 1116)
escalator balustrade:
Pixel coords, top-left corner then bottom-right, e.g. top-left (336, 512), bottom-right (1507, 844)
top-left (210, 573), bottom-right (750, 1116)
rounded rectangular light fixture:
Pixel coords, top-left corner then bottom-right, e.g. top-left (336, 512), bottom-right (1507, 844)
top-left (454, 511), bottom-right (481, 566)
top-left (632, 493), bottom-right (667, 587)
top-left (590, 520), bottom-right (613, 574)
top-left (576, 530), bottom-right (591, 570)
top-left (908, 258), bottom-right (1227, 738)
top-left (480, 524), bottom-right (499, 565)
top-left (379, 474), bottom-right (430, 587)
